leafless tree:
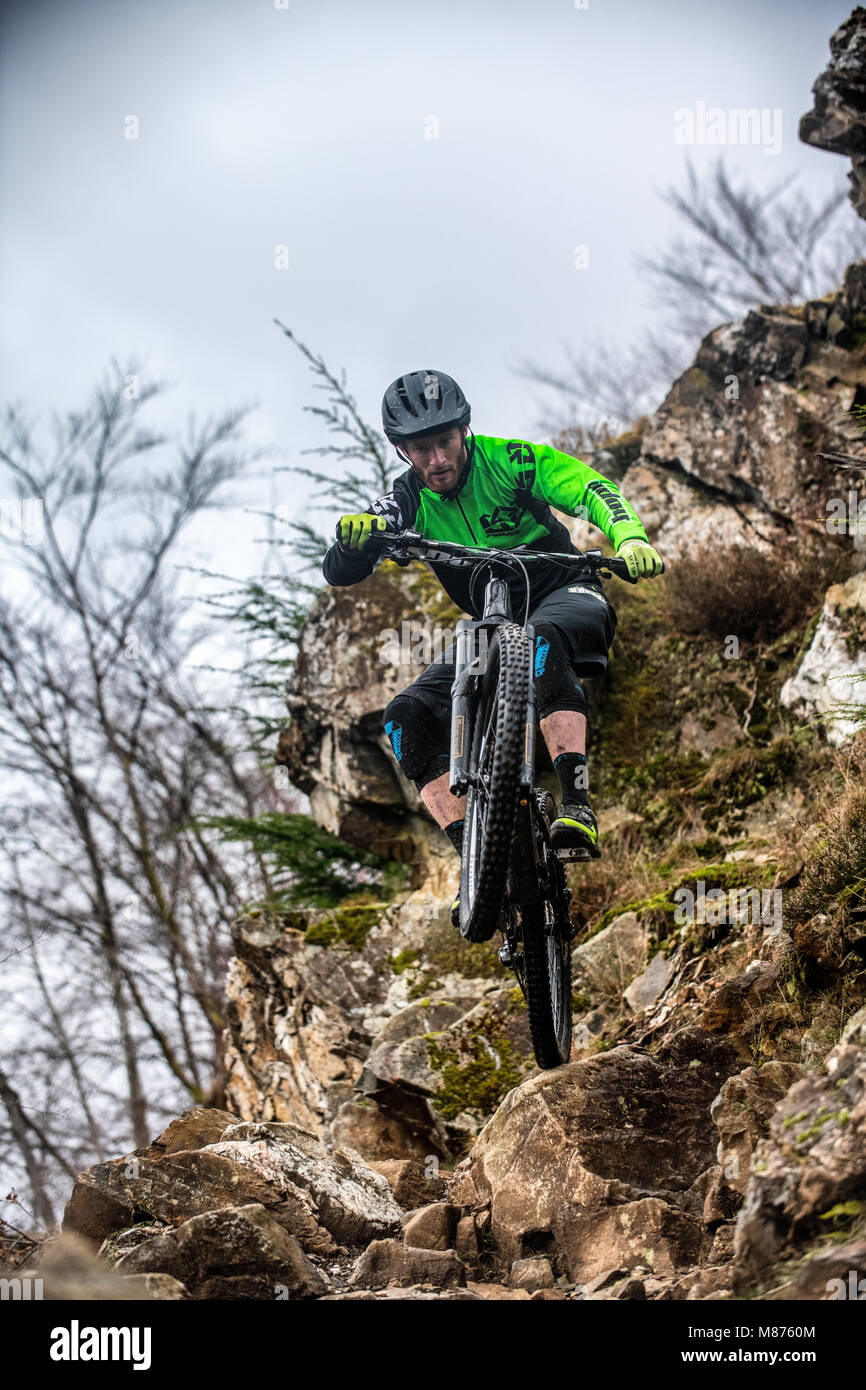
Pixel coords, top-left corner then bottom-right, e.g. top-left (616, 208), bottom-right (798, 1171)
top-left (519, 156), bottom-right (866, 442)
top-left (0, 362), bottom-right (276, 1219)
top-left (642, 156), bottom-right (865, 343)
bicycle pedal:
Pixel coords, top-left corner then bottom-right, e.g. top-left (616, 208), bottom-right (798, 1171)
top-left (498, 943), bottom-right (515, 967)
top-left (555, 846), bottom-right (600, 862)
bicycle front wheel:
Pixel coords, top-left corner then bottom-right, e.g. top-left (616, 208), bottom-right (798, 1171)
top-left (459, 622), bottom-right (532, 944)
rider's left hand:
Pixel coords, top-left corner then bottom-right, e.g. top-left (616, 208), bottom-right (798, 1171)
top-left (616, 539), bottom-right (665, 579)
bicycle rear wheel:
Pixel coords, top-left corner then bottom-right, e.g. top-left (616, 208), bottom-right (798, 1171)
top-left (459, 622), bottom-right (532, 944)
top-left (520, 790), bottom-right (573, 1068)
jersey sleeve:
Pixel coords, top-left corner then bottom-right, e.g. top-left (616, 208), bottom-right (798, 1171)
top-left (503, 437), bottom-right (650, 550)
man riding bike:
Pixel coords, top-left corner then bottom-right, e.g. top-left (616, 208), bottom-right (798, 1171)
top-left (321, 370), bottom-right (663, 926)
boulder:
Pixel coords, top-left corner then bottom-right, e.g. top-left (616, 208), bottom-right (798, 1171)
top-left (115, 1203), bottom-right (327, 1300)
top-left (707, 1060), bottom-right (805, 1205)
top-left (349, 1239), bottom-right (467, 1290)
top-left (142, 1107), bottom-right (238, 1158)
top-left (734, 1041), bottom-right (866, 1284)
top-left (450, 1028), bottom-right (740, 1278)
top-left (401, 1203), bottom-right (460, 1250)
top-left (700, 961), bottom-right (785, 1039)
top-left (366, 1158), bottom-right (447, 1209)
top-left (455, 1214), bottom-right (480, 1263)
top-left (214, 1122), bottom-right (402, 1244)
top-left (64, 1150), bottom-right (331, 1254)
top-left (64, 1118), bottom-right (402, 1255)
top-left (466, 1281), bottom-right (532, 1300)
top-left (573, 912), bottom-right (647, 996)
top-left (800, 8), bottom-right (866, 222)
top-left (510, 1257), bottom-right (555, 1291)
top-left (624, 951), bottom-right (676, 1013)
top-left (328, 1099), bottom-right (433, 1162)
top-left (780, 572), bottom-right (866, 745)
top-left (359, 986), bottom-right (535, 1156)
top-left (561, 1198), bottom-right (702, 1284)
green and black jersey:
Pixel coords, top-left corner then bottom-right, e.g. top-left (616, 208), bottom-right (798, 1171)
top-left (322, 433), bottom-right (649, 617)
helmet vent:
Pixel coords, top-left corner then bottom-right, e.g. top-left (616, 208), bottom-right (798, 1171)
top-left (396, 380), bottom-right (419, 417)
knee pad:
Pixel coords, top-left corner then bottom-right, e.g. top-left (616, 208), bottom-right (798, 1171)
top-left (533, 622), bottom-right (588, 722)
top-left (383, 692), bottom-right (451, 791)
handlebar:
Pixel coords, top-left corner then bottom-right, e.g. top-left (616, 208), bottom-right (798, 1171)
top-left (361, 526), bottom-right (642, 584)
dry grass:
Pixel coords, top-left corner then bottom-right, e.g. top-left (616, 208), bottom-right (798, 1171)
top-left (664, 540), bottom-right (854, 646)
top-left (785, 786), bottom-right (866, 932)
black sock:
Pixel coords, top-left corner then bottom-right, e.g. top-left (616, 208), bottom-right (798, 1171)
top-left (554, 752), bottom-right (589, 807)
top-left (443, 818), bottom-right (465, 855)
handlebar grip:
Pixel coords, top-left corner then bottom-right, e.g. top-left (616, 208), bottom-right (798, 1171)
top-left (602, 556), bottom-right (639, 585)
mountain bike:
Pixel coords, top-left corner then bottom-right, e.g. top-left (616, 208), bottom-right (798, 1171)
top-left (368, 527), bottom-right (638, 1069)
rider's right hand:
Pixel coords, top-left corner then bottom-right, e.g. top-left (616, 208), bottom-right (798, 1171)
top-left (336, 512), bottom-right (387, 551)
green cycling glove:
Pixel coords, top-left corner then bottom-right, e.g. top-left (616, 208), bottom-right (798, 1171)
top-left (337, 513), bottom-right (387, 551)
top-left (617, 539), bottom-right (665, 579)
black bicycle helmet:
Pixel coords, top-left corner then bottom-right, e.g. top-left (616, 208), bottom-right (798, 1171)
top-left (382, 370), bottom-right (471, 443)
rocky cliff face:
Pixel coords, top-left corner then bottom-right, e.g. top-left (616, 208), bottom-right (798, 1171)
top-left (27, 13), bottom-right (866, 1302)
top-left (613, 264), bottom-right (866, 561)
top-left (800, 6), bottom-right (866, 222)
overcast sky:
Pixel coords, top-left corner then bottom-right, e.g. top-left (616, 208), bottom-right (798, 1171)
top-left (0, 0), bottom-right (858, 580)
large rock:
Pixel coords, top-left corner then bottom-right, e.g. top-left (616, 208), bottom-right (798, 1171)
top-left (711, 1061), bottom-right (806, 1198)
top-left (349, 1239), bottom-right (467, 1290)
top-left (700, 961), bottom-right (795, 1052)
top-left (115, 1203), bottom-right (327, 1300)
top-left (509, 1257), bottom-right (555, 1290)
top-left (704, 1061), bottom-right (805, 1223)
top-left (620, 263), bottom-right (866, 564)
top-left (359, 985), bottom-right (535, 1156)
top-left (780, 571), bottom-right (866, 744)
top-left (800, 7), bottom-right (866, 222)
top-left (64, 1117), bottom-right (401, 1255)
top-left (275, 566), bottom-right (442, 859)
top-left (573, 912), bottom-right (648, 995)
top-left (213, 1122), bottom-right (402, 1244)
top-left (64, 1148), bottom-right (332, 1254)
top-left (366, 1158), bottom-right (448, 1209)
top-left (734, 1039), bottom-right (866, 1284)
top-left (624, 950), bottom-right (676, 1013)
top-left (402, 1203), bottom-right (460, 1250)
top-left (222, 865), bottom-right (497, 1141)
top-left (561, 1198), bottom-right (703, 1284)
top-left (328, 1100), bottom-right (432, 1162)
top-left (450, 1028), bottom-right (740, 1280)
top-left (142, 1107), bottom-right (238, 1158)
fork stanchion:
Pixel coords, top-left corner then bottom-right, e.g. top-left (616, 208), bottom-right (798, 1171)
top-left (449, 618), bottom-right (477, 797)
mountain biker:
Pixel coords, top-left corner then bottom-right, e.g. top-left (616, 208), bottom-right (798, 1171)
top-left (321, 370), bottom-right (663, 926)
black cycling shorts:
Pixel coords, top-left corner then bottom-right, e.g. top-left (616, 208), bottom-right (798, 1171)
top-left (382, 582), bottom-right (616, 790)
